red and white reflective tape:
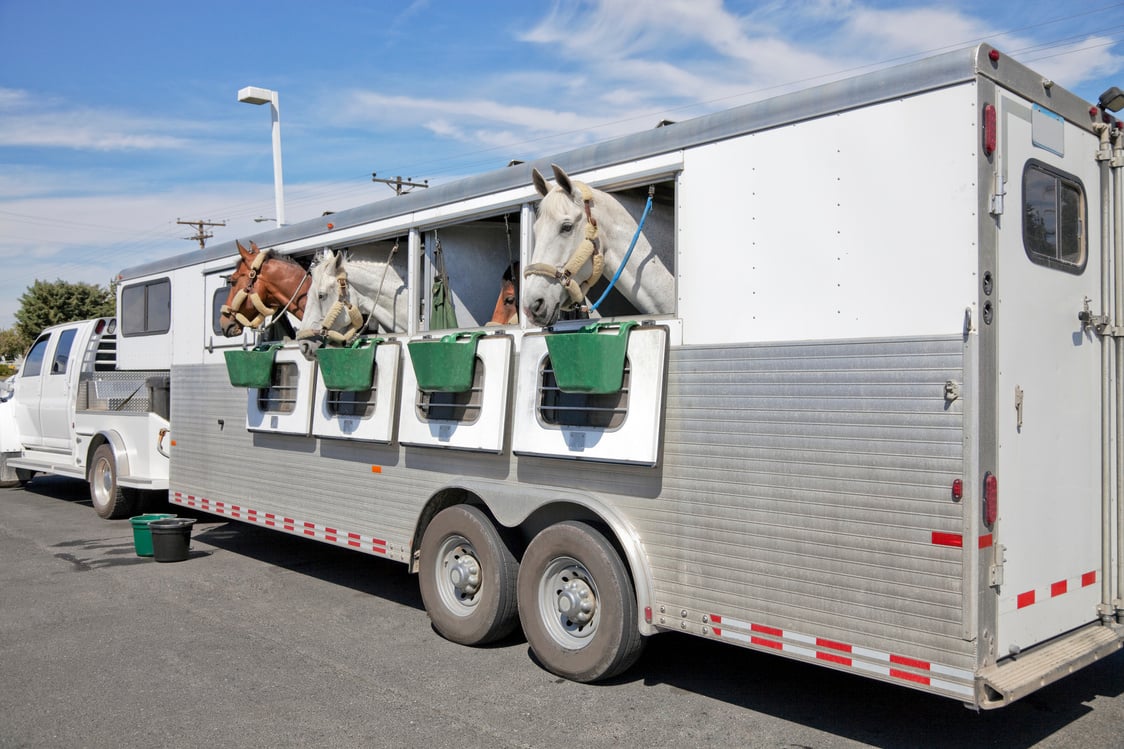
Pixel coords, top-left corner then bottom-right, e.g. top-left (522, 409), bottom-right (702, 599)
top-left (1005, 570), bottom-right (1097, 614)
top-left (172, 491), bottom-right (388, 555)
top-left (708, 614), bottom-right (974, 699)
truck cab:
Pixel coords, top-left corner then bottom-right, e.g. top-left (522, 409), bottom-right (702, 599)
top-left (0, 318), bottom-right (171, 517)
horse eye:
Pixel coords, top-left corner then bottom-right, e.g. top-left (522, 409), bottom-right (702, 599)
top-left (504, 296), bottom-right (516, 305)
top-left (560, 222), bottom-right (573, 234)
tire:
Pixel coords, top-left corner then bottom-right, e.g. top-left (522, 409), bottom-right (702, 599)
top-left (418, 505), bottom-right (519, 645)
top-left (88, 444), bottom-right (136, 520)
top-left (517, 521), bottom-right (645, 683)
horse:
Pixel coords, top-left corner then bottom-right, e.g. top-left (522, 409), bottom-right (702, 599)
top-left (219, 240), bottom-right (312, 337)
top-left (295, 244), bottom-right (408, 359)
top-left (487, 261), bottom-right (520, 325)
top-left (523, 164), bottom-right (675, 327)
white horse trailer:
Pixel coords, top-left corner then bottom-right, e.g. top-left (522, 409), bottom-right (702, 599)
top-left (111, 44), bottom-right (1124, 708)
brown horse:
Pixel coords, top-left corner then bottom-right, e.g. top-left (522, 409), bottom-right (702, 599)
top-left (219, 240), bottom-right (312, 337)
top-left (487, 261), bottom-right (519, 325)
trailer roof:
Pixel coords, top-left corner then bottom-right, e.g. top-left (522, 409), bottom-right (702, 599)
top-left (116, 43), bottom-right (1088, 281)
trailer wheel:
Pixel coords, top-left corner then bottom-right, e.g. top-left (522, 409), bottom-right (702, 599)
top-left (517, 521), bottom-right (645, 683)
top-left (418, 504), bottom-right (519, 645)
top-left (88, 444), bottom-right (135, 520)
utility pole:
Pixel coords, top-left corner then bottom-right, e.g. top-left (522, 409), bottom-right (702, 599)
top-left (177, 218), bottom-right (227, 249)
top-left (371, 172), bottom-right (429, 195)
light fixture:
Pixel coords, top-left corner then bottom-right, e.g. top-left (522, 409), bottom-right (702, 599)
top-left (1098, 86), bottom-right (1124, 113)
top-left (238, 86), bottom-right (286, 227)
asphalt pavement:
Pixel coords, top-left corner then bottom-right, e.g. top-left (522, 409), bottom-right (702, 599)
top-left (2, 476), bottom-right (1123, 749)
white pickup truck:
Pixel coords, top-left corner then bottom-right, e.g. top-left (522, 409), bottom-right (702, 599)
top-left (0, 318), bottom-right (170, 517)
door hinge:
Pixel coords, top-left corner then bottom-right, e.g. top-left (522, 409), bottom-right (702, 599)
top-left (990, 544), bottom-right (1006, 588)
top-left (989, 174), bottom-right (1007, 216)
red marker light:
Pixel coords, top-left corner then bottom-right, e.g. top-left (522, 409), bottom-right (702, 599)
top-left (983, 104), bottom-right (997, 156)
top-left (327, 222), bottom-right (335, 230)
top-left (952, 479), bottom-right (963, 500)
top-left (983, 472), bottom-right (998, 525)
top-left (988, 49), bottom-right (1000, 63)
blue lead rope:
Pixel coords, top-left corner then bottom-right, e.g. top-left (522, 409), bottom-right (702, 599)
top-left (588, 186), bottom-right (655, 313)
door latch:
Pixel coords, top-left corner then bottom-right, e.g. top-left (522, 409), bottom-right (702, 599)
top-left (1015, 386), bottom-right (1023, 431)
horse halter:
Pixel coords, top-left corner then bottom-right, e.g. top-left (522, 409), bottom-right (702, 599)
top-left (296, 268), bottom-right (364, 345)
top-left (523, 181), bottom-right (605, 308)
top-left (222, 249), bottom-right (282, 330)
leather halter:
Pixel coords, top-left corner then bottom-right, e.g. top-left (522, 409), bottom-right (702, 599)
top-left (221, 249), bottom-right (309, 330)
top-left (523, 181), bottom-right (605, 308)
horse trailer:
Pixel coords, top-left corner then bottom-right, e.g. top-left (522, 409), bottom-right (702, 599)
top-left (85, 43), bottom-right (1124, 708)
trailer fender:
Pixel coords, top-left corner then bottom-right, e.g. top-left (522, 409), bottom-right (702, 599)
top-left (420, 479), bottom-right (659, 636)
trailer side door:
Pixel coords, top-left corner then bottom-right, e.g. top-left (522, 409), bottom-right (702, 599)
top-left (994, 92), bottom-right (1103, 656)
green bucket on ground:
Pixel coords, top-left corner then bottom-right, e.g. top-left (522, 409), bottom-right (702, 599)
top-left (317, 336), bottom-right (383, 391)
top-left (129, 513), bottom-right (175, 557)
top-left (408, 332), bottom-right (484, 392)
top-left (544, 321), bottom-right (637, 394)
top-left (223, 344), bottom-right (282, 388)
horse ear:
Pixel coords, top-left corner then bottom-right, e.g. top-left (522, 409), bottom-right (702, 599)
top-left (550, 164), bottom-right (573, 197)
top-left (532, 167), bottom-right (550, 197)
top-left (236, 240), bottom-right (251, 262)
top-left (250, 241), bottom-right (261, 254)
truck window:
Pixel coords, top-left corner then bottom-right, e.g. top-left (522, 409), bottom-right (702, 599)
top-left (1023, 161), bottom-right (1086, 273)
top-left (51, 328), bottom-right (76, 375)
top-left (121, 278), bottom-right (171, 336)
top-left (22, 335), bottom-right (50, 377)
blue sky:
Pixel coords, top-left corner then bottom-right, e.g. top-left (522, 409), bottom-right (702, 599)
top-left (1, 0), bottom-right (1123, 330)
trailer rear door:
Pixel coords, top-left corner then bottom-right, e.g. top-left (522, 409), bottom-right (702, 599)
top-left (994, 92), bottom-right (1103, 656)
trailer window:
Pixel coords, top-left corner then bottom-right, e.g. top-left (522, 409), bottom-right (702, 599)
top-left (1023, 161), bottom-right (1086, 273)
top-left (538, 357), bottom-right (629, 430)
top-left (327, 387), bottom-right (377, 419)
top-left (22, 335), bottom-right (50, 377)
top-left (211, 286), bottom-right (230, 335)
top-left (121, 278), bottom-right (171, 336)
top-left (257, 362), bottom-right (298, 414)
top-left (415, 359), bottom-right (483, 424)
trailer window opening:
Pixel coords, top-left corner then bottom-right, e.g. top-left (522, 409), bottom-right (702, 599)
top-left (121, 278), bottom-right (172, 336)
top-left (211, 286), bottom-right (230, 335)
top-left (257, 362), bottom-right (299, 414)
top-left (538, 357), bottom-right (630, 429)
top-left (327, 385), bottom-right (377, 419)
top-left (416, 359), bottom-right (484, 424)
top-left (1023, 161), bottom-right (1086, 273)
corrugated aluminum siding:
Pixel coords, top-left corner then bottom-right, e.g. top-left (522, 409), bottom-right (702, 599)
top-left (647, 336), bottom-right (971, 668)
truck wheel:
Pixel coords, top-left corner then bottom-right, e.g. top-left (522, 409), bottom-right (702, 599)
top-left (418, 504), bottom-right (519, 645)
top-left (88, 444), bottom-right (135, 520)
top-left (517, 521), bottom-right (645, 683)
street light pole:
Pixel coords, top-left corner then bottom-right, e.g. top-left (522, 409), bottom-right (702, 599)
top-left (237, 86), bottom-right (286, 227)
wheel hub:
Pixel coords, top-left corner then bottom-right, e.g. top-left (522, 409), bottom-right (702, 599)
top-left (556, 578), bottom-right (596, 627)
top-left (448, 550), bottom-right (481, 599)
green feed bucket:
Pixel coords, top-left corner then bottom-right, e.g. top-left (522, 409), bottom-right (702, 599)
top-left (544, 321), bottom-right (637, 394)
top-left (317, 336), bottom-right (383, 391)
top-left (224, 344), bottom-right (282, 388)
top-left (408, 332), bottom-right (484, 392)
top-left (129, 513), bottom-right (175, 557)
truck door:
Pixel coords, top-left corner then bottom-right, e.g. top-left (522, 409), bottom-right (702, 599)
top-left (993, 92), bottom-right (1103, 655)
top-left (12, 333), bottom-right (50, 450)
top-left (39, 327), bottom-right (77, 449)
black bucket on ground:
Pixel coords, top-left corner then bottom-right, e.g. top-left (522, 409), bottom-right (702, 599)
top-left (149, 517), bottom-right (197, 562)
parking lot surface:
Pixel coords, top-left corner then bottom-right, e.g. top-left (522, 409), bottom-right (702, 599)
top-left (2, 477), bottom-right (1123, 749)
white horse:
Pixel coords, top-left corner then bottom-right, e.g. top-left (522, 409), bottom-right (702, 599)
top-left (296, 245), bottom-right (408, 359)
top-left (523, 163), bottom-right (675, 327)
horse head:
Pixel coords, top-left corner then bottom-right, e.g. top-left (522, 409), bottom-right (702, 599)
top-left (488, 261), bottom-right (520, 325)
top-left (220, 240), bottom-right (311, 337)
top-left (524, 164), bottom-right (604, 326)
top-left (295, 250), bottom-right (367, 360)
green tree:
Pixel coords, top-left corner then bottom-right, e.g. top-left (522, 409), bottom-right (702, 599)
top-left (14, 279), bottom-right (115, 347)
top-left (0, 328), bottom-right (26, 360)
